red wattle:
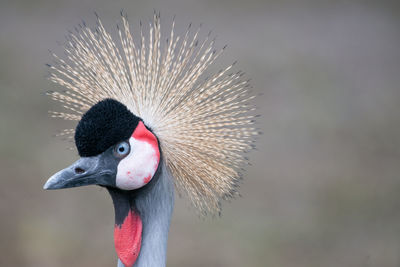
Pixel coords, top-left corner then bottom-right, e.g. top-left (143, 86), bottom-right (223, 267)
top-left (114, 210), bottom-right (142, 267)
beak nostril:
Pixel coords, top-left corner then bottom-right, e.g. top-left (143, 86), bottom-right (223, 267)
top-left (74, 167), bottom-right (85, 174)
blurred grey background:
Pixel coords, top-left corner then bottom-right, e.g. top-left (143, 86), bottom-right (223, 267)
top-left (1, 0), bottom-right (400, 266)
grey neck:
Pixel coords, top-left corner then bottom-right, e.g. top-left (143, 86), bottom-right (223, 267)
top-left (118, 163), bottom-right (174, 267)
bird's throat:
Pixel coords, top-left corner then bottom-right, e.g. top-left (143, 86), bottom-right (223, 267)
top-left (114, 210), bottom-right (142, 267)
top-left (107, 188), bottom-right (142, 267)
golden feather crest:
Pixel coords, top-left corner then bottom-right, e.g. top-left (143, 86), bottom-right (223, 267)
top-left (47, 13), bottom-right (258, 215)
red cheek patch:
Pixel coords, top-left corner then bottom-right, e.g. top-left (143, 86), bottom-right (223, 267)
top-left (116, 121), bottom-right (160, 190)
top-left (132, 121), bottom-right (160, 165)
top-left (114, 210), bottom-right (142, 267)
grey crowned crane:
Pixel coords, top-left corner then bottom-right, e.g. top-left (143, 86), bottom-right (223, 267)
top-left (43, 13), bottom-right (258, 267)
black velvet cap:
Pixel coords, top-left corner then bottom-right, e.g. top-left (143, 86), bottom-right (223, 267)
top-left (75, 99), bottom-right (141, 157)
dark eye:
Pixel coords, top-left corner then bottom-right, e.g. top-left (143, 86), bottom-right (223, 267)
top-left (113, 141), bottom-right (130, 158)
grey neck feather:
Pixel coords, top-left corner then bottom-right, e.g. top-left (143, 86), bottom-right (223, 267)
top-left (118, 163), bottom-right (174, 267)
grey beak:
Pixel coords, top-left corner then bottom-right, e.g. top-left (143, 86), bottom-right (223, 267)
top-left (44, 154), bottom-right (116, 190)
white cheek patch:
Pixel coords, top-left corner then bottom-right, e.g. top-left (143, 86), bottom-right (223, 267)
top-left (116, 136), bottom-right (159, 190)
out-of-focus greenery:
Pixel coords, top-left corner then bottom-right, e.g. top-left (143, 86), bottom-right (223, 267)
top-left (1, 0), bottom-right (399, 266)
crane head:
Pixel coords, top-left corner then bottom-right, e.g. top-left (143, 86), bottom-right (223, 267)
top-left (43, 98), bottom-right (162, 267)
top-left (43, 98), bottom-right (160, 191)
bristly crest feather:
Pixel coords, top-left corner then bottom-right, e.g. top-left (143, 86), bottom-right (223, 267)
top-left (47, 13), bottom-right (258, 215)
